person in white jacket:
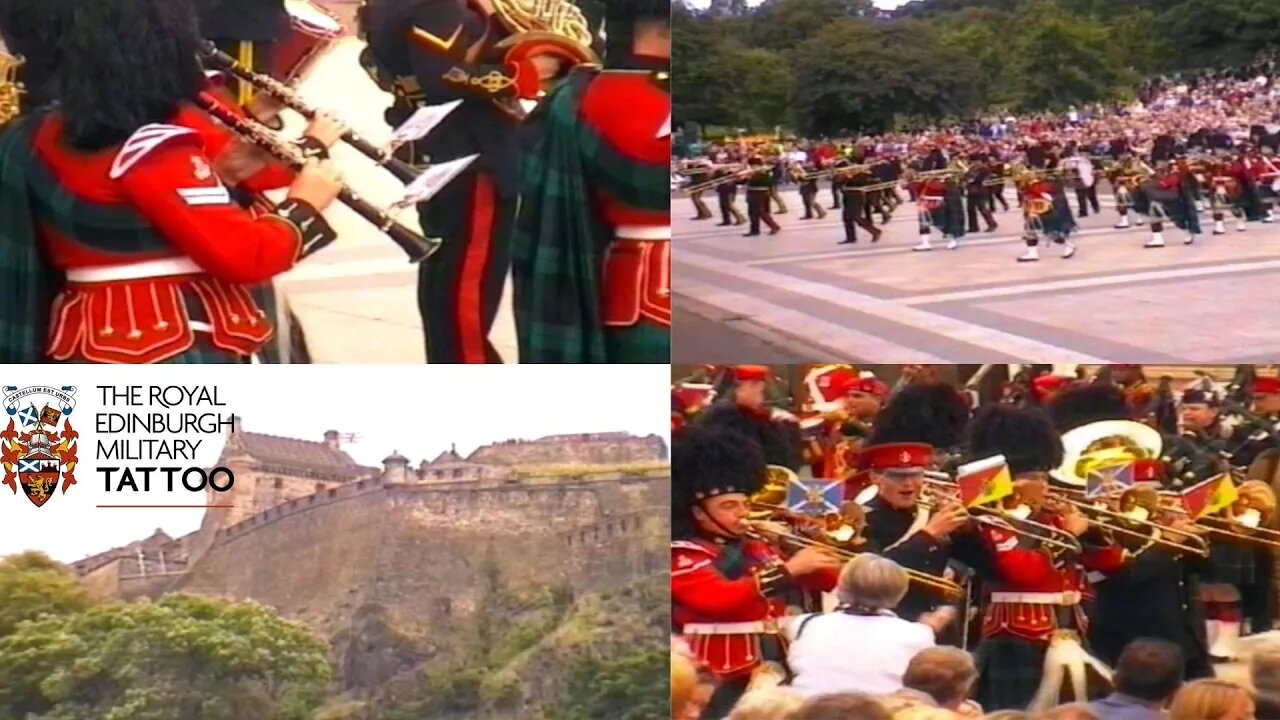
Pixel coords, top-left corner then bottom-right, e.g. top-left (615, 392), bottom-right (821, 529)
top-left (785, 553), bottom-right (958, 698)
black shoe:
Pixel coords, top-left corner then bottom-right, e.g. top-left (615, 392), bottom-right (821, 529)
top-left (768, 227), bottom-right (781, 235)
top-left (803, 214), bottom-right (813, 220)
top-left (716, 222), bottom-right (731, 226)
top-left (839, 238), bottom-right (856, 244)
top-left (743, 232), bottom-right (760, 237)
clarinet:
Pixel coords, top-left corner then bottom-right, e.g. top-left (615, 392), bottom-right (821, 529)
top-left (195, 91), bottom-right (439, 263)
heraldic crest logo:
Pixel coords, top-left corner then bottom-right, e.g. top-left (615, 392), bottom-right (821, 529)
top-left (1, 386), bottom-right (79, 508)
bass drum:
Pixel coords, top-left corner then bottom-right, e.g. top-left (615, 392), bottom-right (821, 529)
top-left (270, 0), bottom-right (346, 84)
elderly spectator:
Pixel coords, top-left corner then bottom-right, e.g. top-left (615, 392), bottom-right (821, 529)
top-left (1169, 679), bottom-right (1254, 720)
top-left (1087, 638), bottom-right (1184, 720)
top-left (786, 555), bottom-right (956, 697)
top-left (728, 687), bottom-right (805, 720)
top-left (793, 693), bottom-right (892, 720)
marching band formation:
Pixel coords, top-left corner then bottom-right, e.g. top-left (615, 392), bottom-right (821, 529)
top-left (673, 70), bottom-right (1280, 263)
top-left (672, 364), bottom-right (1280, 719)
top-left (0, 0), bottom-right (671, 364)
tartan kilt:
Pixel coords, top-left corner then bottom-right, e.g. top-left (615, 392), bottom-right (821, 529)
top-left (604, 320), bottom-right (668, 363)
top-left (1130, 187), bottom-right (1152, 215)
top-left (1207, 539), bottom-right (1258, 586)
top-left (974, 636), bottom-right (1047, 711)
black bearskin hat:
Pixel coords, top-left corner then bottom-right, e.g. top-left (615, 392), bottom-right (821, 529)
top-left (671, 425), bottom-right (765, 539)
top-left (867, 382), bottom-right (969, 450)
top-left (1047, 383), bottom-right (1130, 433)
top-left (966, 404), bottom-right (1063, 476)
top-left (0, 0), bottom-right (69, 108)
top-left (51, 0), bottom-right (204, 150)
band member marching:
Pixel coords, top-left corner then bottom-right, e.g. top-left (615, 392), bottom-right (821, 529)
top-left (794, 162), bottom-right (827, 220)
top-left (859, 441), bottom-right (993, 630)
top-left (964, 153), bottom-right (999, 235)
top-left (0, 0), bottom-right (346, 363)
top-left (684, 158), bottom-right (715, 221)
top-left (698, 366), bottom-right (803, 470)
top-left (512, 0), bottom-right (670, 363)
top-left (363, 0), bottom-right (585, 363)
top-left (966, 404), bottom-right (1129, 712)
top-left (715, 159), bottom-right (747, 227)
top-left (838, 165), bottom-right (882, 245)
top-left (1015, 166), bottom-right (1076, 262)
top-left (672, 425), bottom-right (841, 718)
top-left (743, 156), bottom-right (781, 237)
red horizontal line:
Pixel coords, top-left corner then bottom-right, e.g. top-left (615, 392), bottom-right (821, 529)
top-left (95, 505), bottom-right (236, 509)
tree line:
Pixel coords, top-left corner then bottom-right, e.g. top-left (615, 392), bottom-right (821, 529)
top-left (673, 0), bottom-right (1280, 137)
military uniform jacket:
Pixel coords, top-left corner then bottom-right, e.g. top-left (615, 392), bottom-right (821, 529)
top-left (863, 496), bottom-right (991, 621)
top-left (1089, 543), bottom-right (1211, 678)
top-left (363, 0), bottom-right (543, 197)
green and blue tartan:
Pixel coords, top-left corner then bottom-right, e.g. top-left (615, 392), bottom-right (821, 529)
top-left (0, 113), bottom-right (258, 364)
top-left (513, 68), bottom-right (670, 363)
top-left (0, 114), bottom-right (58, 363)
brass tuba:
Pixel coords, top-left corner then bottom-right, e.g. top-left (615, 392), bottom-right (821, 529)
top-left (1053, 420), bottom-right (1163, 488)
top-left (0, 51), bottom-right (24, 127)
top-left (488, 0), bottom-right (600, 118)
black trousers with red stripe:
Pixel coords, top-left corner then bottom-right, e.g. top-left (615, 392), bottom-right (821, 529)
top-left (417, 171), bottom-right (514, 364)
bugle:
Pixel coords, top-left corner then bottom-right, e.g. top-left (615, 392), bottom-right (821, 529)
top-left (744, 520), bottom-right (964, 600)
top-left (195, 91), bottom-right (438, 263)
top-left (200, 42), bottom-right (421, 184)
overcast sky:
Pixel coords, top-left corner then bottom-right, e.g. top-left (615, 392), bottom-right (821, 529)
top-left (0, 365), bottom-right (668, 564)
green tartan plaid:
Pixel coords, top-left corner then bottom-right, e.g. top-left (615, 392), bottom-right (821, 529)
top-left (974, 635), bottom-right (1048, 711)
top-left (513, 67), bottom-right (669, 363)
top-left (605, 321), bottom-right (668, 363)
top-left (0, 114), bottom-right (57, 362)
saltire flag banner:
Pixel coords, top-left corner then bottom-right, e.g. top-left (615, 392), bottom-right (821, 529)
top-left (1086, 462), bottom-right (1136, 499)
top-left (957, 455), bottom-right (1014, 508)
top-left (785, 477), bottom-right (845, 516)
top-left (1180, 473), bottom-right (1239, 519)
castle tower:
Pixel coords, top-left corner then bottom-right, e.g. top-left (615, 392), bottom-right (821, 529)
top-left (383, 451), bottom-right (410, 484)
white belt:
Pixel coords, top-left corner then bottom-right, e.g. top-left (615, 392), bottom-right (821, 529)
top-left (616, 225), bottom-right (671, 241)
top-left (66, 257), bottom-right (202, 283)
top-left (990, 591), bottom-right (1081, 605)
top-left (921, 195), bottom-right (943, 202)
top-left (683, 621), bottom-right (774, 634)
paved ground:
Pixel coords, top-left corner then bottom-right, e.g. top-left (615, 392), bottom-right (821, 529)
top-left (673, 184), bottom-right (1280, 363)
top-left (265, 19), bottom-right (519, 363)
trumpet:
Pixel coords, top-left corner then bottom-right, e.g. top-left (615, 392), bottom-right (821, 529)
top-left (744, 519), bottom-right (965, 600)
top-left (200, 42), bottom-right (421, 184)
top-left (194, 91), bottom-right (438, 263)
top-left (918, 477), bottom-right (1084, 554)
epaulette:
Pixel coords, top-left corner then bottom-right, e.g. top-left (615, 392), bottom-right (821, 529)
top-left (108, 124), bottom-right (199, 180)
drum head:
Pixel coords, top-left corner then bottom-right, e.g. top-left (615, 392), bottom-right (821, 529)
top-left (285, 0), bottom-right (344, 36)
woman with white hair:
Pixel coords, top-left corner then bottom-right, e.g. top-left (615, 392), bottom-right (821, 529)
top-left (786, 554), bottom-right (957, 697)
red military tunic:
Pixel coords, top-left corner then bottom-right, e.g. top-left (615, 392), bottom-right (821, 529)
top-left (30, 102), bottom-right (331, 363)
top-left (672, 537), bottom-right (837, 679)
top-left (580, 61), bottom-right (671, 334)
top-left (979, 516), bottom-right (1127, 642)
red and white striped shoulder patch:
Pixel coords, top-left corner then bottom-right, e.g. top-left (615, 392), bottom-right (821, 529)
top-left (108, 124), bottom-right (199, 180)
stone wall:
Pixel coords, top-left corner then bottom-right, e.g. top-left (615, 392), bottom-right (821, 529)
top-left (468, 434), bottom-right (668, 467)
top-left (176, 470), bottom-right (668, 640)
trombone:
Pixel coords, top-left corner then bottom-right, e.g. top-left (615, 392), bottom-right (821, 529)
top-left (744, 519), bottom-right (964, 600)
top-left (1050, 488), bottom-right (1211, 557)
top-left (1155, 491), bottom-right (1280, 550)
top-left (917, 477), bottom-right (1084, 554)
